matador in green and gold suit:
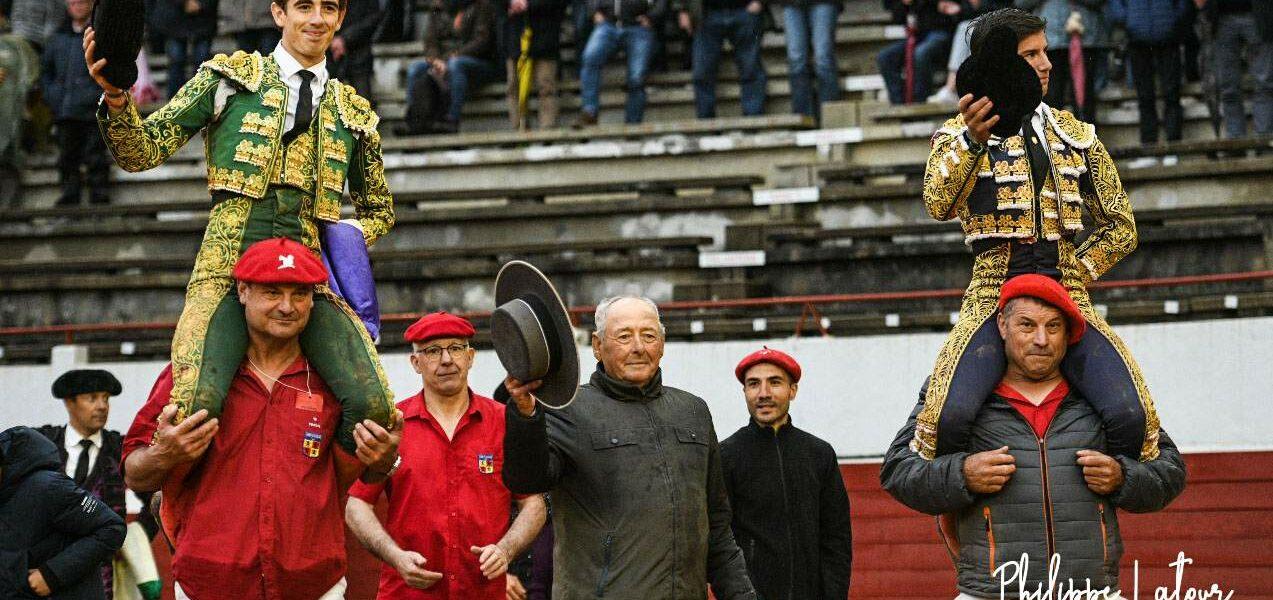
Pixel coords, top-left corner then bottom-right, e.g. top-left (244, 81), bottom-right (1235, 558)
top-left (97, 49), bottom-right (395, 452)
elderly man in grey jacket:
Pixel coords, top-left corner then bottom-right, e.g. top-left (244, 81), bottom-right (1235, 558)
top-left (881, 275), bottom-right (1186, 599)
top-left (503, 296), bottom-right (756, 600)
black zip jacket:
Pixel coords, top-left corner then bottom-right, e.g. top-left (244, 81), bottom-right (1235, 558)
top-left (0, 427), bottom-right (126, 600)
top-left (720, 420), bottom-right (853, 600)
top-left (880, 385), bottom-right (1186, 597)
top-left (503, 364), bottom-right (756, 600)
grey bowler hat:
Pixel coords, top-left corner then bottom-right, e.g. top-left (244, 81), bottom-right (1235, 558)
top-left (492, 261), bottom-right (580, 409)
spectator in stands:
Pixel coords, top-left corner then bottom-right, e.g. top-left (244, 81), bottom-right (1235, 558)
top-left (1, 426), bottom-right (127, 600)
top-left (573, 0), bottom-right (667, 126)
top-left (503, 296), bottom-right (757, 598)
top-left (404, 0), bottom-right (499, 133)
top-left (881, 275), bottom-right (1186, 598)
top-left (219, 0), bottom-right (280, 53)
top-left (1197, 0), bottom-right (1272, 138)
top-left (7, 0), bottom-right (62, 53)
top-left (1108, 0), bottom-right (1189, 161)
top-left (721, 348), bottom-right (853, 600)
top-left (879, 0), bottom-right (960, 105)
top-left (677, 0), bottom-right (767, 119)
top-left (929, 0), bottom-right (1010, 104)
top-left (1016, 0), bottom-right (1111, 123)
top-left (502, 0), bottom-right (567, 129)
top-left (0, 15), bottom-right (39, 207)
top-left (149, 0), bottom-right (218, 100)
top-left (43, 0), bottom-right (112, 206)
top-left (329, 0), bottom-right (382, 101)
top-left (34, 370), bottom-right (140, 599)
top-left (121, 238), bottom-right (402, 600)
top-left (776, 0), bottom-right (841, 117)
top-left (346, 312), bottom-right (547, 599)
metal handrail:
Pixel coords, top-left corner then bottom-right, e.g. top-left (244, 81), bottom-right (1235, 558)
top-left (2, 270), bottom-right (1271, 344)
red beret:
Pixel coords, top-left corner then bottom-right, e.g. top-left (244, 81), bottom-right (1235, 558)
top-left (998, 274), bottom-right (1086, 343)
top-left (232, 238), bottom-right (329, 285)
top-left (405, 311), bottom-right (476, 344)
top-left (735, 346), bottom-right (802, 383)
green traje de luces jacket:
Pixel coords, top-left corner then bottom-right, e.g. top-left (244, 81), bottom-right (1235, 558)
top-left (96, 51), bottom-right (394, 246)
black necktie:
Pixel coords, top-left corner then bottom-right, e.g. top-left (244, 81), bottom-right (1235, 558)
top-left (73, 438), bottom-right (93, 485)
top-left (1022, 113), bottom-right (1050, 196)
top-left (284, 70), bottom-right (316, 145)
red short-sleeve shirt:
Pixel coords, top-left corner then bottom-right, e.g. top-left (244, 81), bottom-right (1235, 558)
top-left (348, 390), bottom-right (523, 600)
top-left (123, 359), bottom-right (349, 600)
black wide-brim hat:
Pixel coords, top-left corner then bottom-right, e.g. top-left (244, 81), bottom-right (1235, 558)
top-left (955, 25), bottom-right (1042, 139)
top-left (492, 261), bottom-right (580, 409)
top-left (91, 0), bottom-right (145, 90)
top-left (52, 369), bottom-right (122, 399)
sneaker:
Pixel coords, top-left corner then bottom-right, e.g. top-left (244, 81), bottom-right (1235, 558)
top-left (927, 87), bottom-right (959, 105)
top-left (572, 112), bottom-right (598, 129)
top-left (1160, 154), bottom-right (1178, 167)
top-left (1126, 156), bottom-right (1160, 169)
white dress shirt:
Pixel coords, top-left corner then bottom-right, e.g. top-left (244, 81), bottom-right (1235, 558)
top-left (212, 44), bottom-right (328, 131)
top-left (64, 425), bottom-right (103, 480)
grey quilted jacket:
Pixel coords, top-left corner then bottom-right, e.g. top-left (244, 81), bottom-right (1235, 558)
top-left (880, 386), bottom-right (1186, 598)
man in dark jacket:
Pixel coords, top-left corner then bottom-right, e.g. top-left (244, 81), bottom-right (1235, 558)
top-left (1, 426), bottom-right (127, 600)
top-left (404, 0), bottom-right (499, 132)
top-left (502, 295), bottom-right (756, 599)
top-left (881, 275), bottom-right (1186, 598)
top-left (36, 369), bottom-right (159, 600)
top-left (1107, 0), bottom-right (1189, 150)
top-left (878, 0), bottom-right (961, 105)
top-left (328, 0), bottom-right (381, 101)
top-left (574, 0), bottom-right (667, 125)
top-left (501, 0), bottom-right (566, 129)
top-left (42, 0), bottom-right (111, 205)
top-left (720, 347), bottom-right (852, 600)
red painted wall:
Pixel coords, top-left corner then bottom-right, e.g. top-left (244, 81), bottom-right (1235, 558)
top-left (144, 451), bottom-right (1273, 599)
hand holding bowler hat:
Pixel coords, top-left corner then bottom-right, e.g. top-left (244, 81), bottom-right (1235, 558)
top-left (490, 261), bottom-right (580, 415)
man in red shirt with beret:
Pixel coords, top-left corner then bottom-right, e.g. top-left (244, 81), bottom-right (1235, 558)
top-left (719, 347), bottom-right (853, 600)
top-left (121, 238), bottom-right (403, 600)
top-left (346, 312), bottom-right (547, 600)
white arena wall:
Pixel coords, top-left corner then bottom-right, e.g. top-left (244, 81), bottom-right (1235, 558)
top-left (1, 316), bottom-right (1270, 458)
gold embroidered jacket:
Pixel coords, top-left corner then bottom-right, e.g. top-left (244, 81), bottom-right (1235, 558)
top-left (97, 51), bottom-right (394, 245)
top-left (922, 107), bottom-right (1136, 282)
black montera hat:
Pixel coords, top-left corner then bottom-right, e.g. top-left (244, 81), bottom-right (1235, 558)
top-left (491, 261), bottom-right (580, 410)
top-left (956, 25), bottom-right (1043, 139)
top-left (91, 0), bottom-right (145, 90)
top-left (51, 369), bottom-right (122, 399)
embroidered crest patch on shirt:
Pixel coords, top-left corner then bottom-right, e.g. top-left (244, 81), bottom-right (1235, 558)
top-left (477, 453), bottom-right (495, 475)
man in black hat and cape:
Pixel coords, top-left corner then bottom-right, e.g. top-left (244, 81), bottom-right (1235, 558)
top-left (911, 8), bottom-right (1162, 468)
top-left (36, 369), bottom-right (156, 599)
top-left (501, 294), bottom-right (756, 600)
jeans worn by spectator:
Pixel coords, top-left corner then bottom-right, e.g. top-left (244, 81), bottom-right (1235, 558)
top-left (56, 119), bottom-right (111, 205)
top-left (1127, 41), bottom-right (1183, 143)
top-left (692, 7), bottom-right (766, 118)
top-left (580, 21), bottom-right (656, 123)
top-left (572, 0), bottom-right (595, 74)
top-left (165, 36), bottom-right (212, 100)
top-left (446, 54), bottom-right (500, 124)
top-left (783, 3), bottom-right (840, 117)
top-left (878, 28), bottom-right (951, 105)
top-left (1214, 11), bottom-right (1273, 137)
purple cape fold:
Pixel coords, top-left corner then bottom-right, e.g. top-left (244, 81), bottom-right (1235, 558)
top-left (319, 221), bottom-right (382, 341)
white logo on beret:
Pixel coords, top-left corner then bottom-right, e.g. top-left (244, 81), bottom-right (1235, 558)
top-left (278, 254), bottom-right (296, 270)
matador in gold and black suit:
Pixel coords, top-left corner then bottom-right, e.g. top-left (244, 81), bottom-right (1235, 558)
top-left (913, 102), bottom-right (1161, 463)
top-left (96, 47), bottom-right (395, 452)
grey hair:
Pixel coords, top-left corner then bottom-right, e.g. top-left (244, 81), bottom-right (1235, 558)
top-left (594, 296), bottom-right (666, 337)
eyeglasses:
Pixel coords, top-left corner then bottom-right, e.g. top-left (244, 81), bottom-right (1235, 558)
top-left (413, 343), bottom-right (470, 362)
